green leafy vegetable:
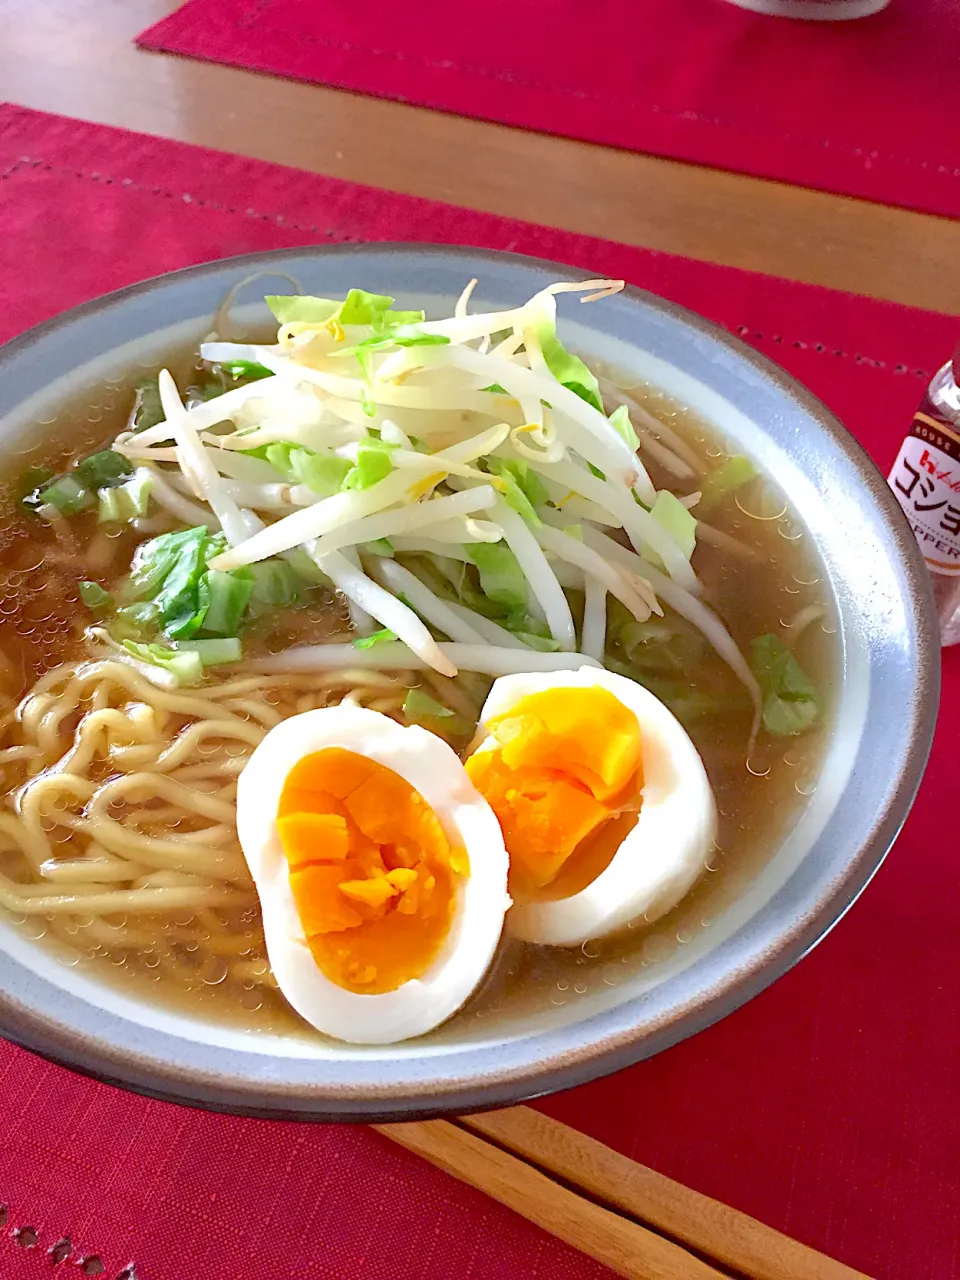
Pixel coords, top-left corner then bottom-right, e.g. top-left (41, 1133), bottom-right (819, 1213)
top-left (343, 442), bottom-right (395, 491)
top-left (609, 404), bottom-right (639, 451)
top-left (121, 471), bottom-right (152, 517)
top-left (175, 637), bottom-right (243, 666)
top-left (78, 581), bottom-right (114, 614)
top-left (36, 474), bottom-right (93, 516)
top-left (130, 526), bottom-right (211, 639)
top-left (128, 527), bottom-right (201, 601)
top-left (265, 295), bottom-right (340, 325)
top-left (517, 631), bottom-right (562, 652)
top-left (487, 458), bottom-right (548, 526)
top-left (336, 333), bottom-right (451, 358)
top-left (18, 468), bottom-right (54, 512)
top-left (507, 610), bottom-right (551, 640)
top-left (98, 490), bottom-right (125, 526)
top-left (360, 387), bottom-right (377, 418)
top-left (247, 560), bottom-right (302, 611)
top-left (186, 358), bottom-right (274, 406)
top-left (283, 548), bottom-right (332, 587)
top-left (254, 442), bottom-right (353, 496)
top-left (76, 450), bottom-right (134, 490)
top-left (218, 359), bottom-right (272, 382)
top-left (402, 687), bottom-right (473, 739)
top-left (505, 460), bottom-right (549, 508)
top-left (353, 628), bottom-right (397, 649)
top-left (501, 610), bottom-right (560, 652)
top-left (604, 661), bottom-right (724, 728)
top-left (122, 640), bottom-right (203, 686)
top-left (121, 526), bottom-right (300, 648)
top-left (650, 490), bottom-right (697, 562)
top-left (467, 543), bottom-right (528, 611)
top-left (530, 309), bottom-right (603, 412)
top-left (185, 379), bottom-right (230, 405)
top-left (339, 290), bottom-right (422, 330)
top-left (750, 634), bottom-right (820, 737)
top-left (266, 289), bottom-right (424, 334)
top-left (202, 569), bottom-right (254, 636)
top-left (132, 379), bottom-right (165, 433)
top-left (607, 602), bottom-right (706, 675)
top-left (389, 333), bottom-right (449, 348)
top-left (696, 455), bottom-right (757, 518)
top-left (297, 451), bottom-right (353, 496)
top-left (114, 602), bottom-right (160, 637)
top-left (98, 472), bottom-right (152, 524)
top-left (497, 468), bottom-right (540, 526)
top-left (27, 450), bottom-right (148, 524)
top-left (403, 688), bottom-right (453, 719)
top-left (355, 344), bottom-right (375, 387)
top-left (359, 538), bottom-right (395, 557)
top-left (258, 442), bottom-right (297, 478)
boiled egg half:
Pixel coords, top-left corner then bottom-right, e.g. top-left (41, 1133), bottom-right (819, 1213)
top-left (464, 667), bottom-right (716, 946)
top-left (236, 704), bottom-right (510, 1043)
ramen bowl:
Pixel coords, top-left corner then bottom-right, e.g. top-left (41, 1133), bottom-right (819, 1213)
top-left (0, 245), bottom-right (938, 1120)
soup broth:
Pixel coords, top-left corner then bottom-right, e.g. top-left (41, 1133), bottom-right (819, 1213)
top-left (0, 292), bottom-right (838, 1044)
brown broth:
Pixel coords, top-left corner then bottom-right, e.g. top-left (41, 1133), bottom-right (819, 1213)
top-left (0, 353), bottom-right (839, 1044)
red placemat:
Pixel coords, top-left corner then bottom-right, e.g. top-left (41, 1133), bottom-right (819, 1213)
top-left (136, 0), bottom-right (960, 220)
top-left (1, 102), bottom-right (959, 1280)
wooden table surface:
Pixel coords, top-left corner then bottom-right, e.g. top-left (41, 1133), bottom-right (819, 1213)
top-left (3, 0), bottom-right (959, 315)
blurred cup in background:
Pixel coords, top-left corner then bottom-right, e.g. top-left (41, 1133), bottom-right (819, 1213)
top-left (722, 0), bottom-right (890, 17)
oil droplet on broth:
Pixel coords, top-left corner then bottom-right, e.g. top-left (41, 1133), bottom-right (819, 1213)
top-left (778, 518), bottom-right (804, 542)
top-left (746, 757), bottom-right (772, 778)
top-left (736, 480), bottom-right (788, 523)
top-left (202, 958), bottom-right (229, 986)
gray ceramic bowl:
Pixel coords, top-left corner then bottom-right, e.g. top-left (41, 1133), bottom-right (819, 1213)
top-left (0, 245), bottom-right (938, 1120)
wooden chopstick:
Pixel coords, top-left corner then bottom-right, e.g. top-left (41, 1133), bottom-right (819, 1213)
top-left (376, 1116), bottom-right (729, 1279)
top-left (374, 1105), bottom-right (874, 1280)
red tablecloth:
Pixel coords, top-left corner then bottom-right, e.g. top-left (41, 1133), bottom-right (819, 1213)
top-left (137, 0), bottom-right (960, 219)
top-left (0, 103), bottom-right (958, 1280)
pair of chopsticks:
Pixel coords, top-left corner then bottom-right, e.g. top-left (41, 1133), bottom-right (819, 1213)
top-left (374, 1105), bottom-right (873, 1280)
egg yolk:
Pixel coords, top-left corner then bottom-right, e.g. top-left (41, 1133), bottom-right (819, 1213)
top-left (276, 748), bottom-right (468, 994)
top-left (465, 687), bottom-right (642, 902)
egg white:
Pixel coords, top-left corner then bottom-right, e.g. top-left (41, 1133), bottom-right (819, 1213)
top-left (468, 667), bottom-right (717, 946)
top-left (236, 704), bottom-right (510, 1044)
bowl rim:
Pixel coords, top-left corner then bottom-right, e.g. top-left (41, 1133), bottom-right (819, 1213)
top-left (0, 242), bottom-right (940, 1121)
